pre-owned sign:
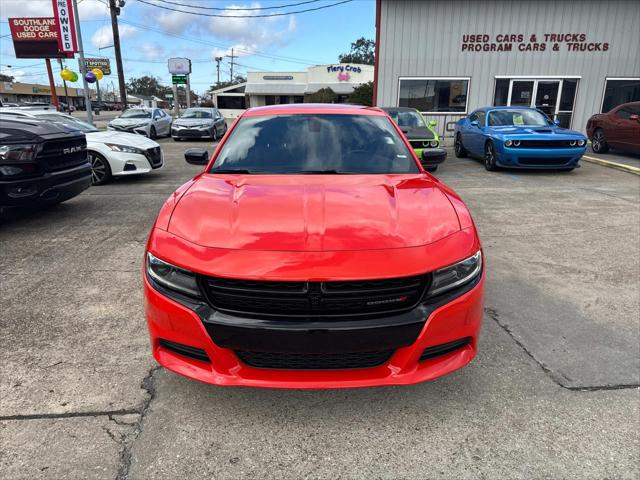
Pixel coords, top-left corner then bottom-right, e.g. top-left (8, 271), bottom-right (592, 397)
top-left (52, 0), bottom-right (78, 53)
top-left (8, 17), bottom-right (72, 58)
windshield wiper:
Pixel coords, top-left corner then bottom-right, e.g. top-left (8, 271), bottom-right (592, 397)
top-left (296, 169), bottom-right (350, 174)
top-left (210, 168), bottom-right (254, 174)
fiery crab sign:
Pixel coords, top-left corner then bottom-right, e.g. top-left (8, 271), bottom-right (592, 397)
top-left (51, 0), bottom-right (78, 53)
top-left (8, 17), bottom-right (73, 58)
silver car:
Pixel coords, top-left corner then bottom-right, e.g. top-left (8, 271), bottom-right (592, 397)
top-left (107, 108), bottom-right (172, 139)
top-left (171, 107), bottom-right (227, 141)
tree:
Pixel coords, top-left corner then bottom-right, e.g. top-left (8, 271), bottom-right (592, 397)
top-left (305, 87), bottom-right (336, 104)
top-left (348, 81), bottom-right (374, 106)
top-left (209, 75), bottom-right (246, 92)
top-left (0, 73), bottom-right (15, 82)
top-left (338, 37), bottom-right (375, 65)
top-left (126, 76), bottom-right (171, 98)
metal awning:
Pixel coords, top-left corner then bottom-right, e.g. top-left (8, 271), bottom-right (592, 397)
top-left (305, 83), bottom-right (357, 94)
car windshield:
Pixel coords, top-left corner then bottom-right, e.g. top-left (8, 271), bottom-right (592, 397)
top-left (120, 109), bottom-right (151, 119)
top-left (389, 110), bottom-right (426, 129)
top-left (211, 114), bottom-right (419, 174)
top-left (181, 109), bottom-right (212, 119)
top-left (35, 114), bottom-right (99, 133)
top-left (488, 109), bottom-right (550, 127)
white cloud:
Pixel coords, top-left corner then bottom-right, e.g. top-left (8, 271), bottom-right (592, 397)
top-left (140, 43), bottom-right (164, 61)
top-left (1, 68), bottom-right (29, 83)
top-left (157, 11), bottom-right (193, 35)
top-left (91, 24), bottom-right (138, 49)
top-left (0, 0), bottom-right (107, 21)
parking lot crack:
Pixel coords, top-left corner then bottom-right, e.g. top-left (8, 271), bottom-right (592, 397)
top-left (485, 307), bottom-right (640, 392)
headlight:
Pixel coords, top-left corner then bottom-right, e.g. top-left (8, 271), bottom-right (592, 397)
top-left (146, 253), bottom-right (201, 298)
top-left (105, 143), bottom-right (145, 155)
top-left (429, 140), bottom-right (439, 147)
top-left (513, 140), bottom-right (521, 147)
top-left (569, 140), bottom-right (577, 147)
top-left (428, 251), bottom-right (482, 297)
top-left (505, 139), bottom-right (513, 147)
top-left (577, 139), bottom-right (586, 147)
top-left (0, 143), bottom-right (40, 164)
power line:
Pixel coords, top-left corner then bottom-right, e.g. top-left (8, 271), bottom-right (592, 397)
top-left (134, 0), bottom-right (353, 18)
top-left (119, 19), bottom-right (328, 65)
top-left (151, 0), bottom-right (322, 10)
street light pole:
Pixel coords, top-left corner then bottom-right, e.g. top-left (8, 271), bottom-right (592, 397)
top-left (109, 0), bottom-right (127, 110)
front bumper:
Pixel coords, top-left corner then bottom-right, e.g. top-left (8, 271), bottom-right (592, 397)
top-left (108, 151), bottom-right (163, 176)
top-left (0, 162), bottom-right (92, 207)
top-left (171, 126), bottom-right (214, 139)
top-left (496, 145), bottom-right (586, 169)
top-left (143, 229), bottom-right (484, 389)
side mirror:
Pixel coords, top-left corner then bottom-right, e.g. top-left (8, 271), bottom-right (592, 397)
top-left (184, 148), bottom-right (209, 165)
top-left (553, 118), bottom-right (561, 126)
top-left (428, 120), bottom-right (437, 128)
top-left (470, 120), bottom-right (479, 127)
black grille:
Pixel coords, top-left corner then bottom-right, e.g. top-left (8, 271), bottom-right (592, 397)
top-left (409, 140), bottom-right (435, 148)
top-left (518, 157), bottom-right (573, 166)
top-left (517, 140), bottom-right (580, 148)
top-left (145, 146), bottom-right (163, 168)
top-left (419, 337), bottom-right (471, 362)
top-left (200, 274), bottom-right (429, 318)
top-left (159, 339), bottom-right (210, 363)
top-left (235, 349), bottom-right (394, 370)
top-left (174, 129), bottom-right (206, 137)
top-left (38, 136), bottom-right (87, 172)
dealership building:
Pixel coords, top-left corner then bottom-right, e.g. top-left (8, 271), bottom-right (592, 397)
top-left (374, 0), bottom-right (640, 140)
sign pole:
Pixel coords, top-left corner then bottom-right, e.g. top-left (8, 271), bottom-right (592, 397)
top-left (186, 74), bottom-right (191, 107)
top-left (45, 58), bottom-right (60, 109)
top-left (173, 83), bottom-right (179, 118)
top-left (71, 0), bottom-right (93, 124)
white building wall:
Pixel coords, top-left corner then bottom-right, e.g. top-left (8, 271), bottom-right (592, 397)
top-left (376, 0), bottom-right (640, 136)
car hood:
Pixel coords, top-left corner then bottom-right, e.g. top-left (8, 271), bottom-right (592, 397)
top-left (173, 118), bottom-right (214, 126)
top-left (489, 125), bottom-right (585, 138)
top-left (87, 130), bottom-right (159, 148)
top-left (110, 118), bottom-right (150, 127)
top-left (168, 174), bottom-right (461, 251)
top-left (400, 127), bottom-right (436, 140)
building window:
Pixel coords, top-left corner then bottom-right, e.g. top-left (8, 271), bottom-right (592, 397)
top-left (292, 96), bottom-right (304, 104)
top-left (493, 79), bottom-right (509, 106)
top-left (265, 95), bottom-right (276, 106)
top-left (398, 77), bottom-right (470, 113)
top-left (601, 78), bottom-right (640, 113)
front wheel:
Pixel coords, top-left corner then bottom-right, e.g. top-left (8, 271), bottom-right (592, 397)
top-left (454, 134), bottom-right (467, 158)
top-left (591, 129), bottom-right (609, 154)
top-left (425, 165), bottom-right (438, 172)
top-left (484, 142), bottom-right (498, 171)
top-left (149, 126), bottom-right (157, 140)
top-left (89, 152), bottom-right (112, 185)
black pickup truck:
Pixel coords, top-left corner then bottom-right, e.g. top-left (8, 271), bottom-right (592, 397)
top-left (0, 116), bottom-right (92, 214)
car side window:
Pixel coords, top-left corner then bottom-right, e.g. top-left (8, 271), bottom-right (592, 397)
top-left (615, 108), bottom-right (631, 119)
top-left (469, 112), bottom-right (478, 124)
top-left (476, 111), bottom-right (486, 127)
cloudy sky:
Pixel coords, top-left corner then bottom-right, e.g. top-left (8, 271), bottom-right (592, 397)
top-left (0, 0), bottom-right (375, 95)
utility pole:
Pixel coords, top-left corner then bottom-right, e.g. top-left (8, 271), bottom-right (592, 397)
top-left (109, 0), bottom-right (127, 110)
top-left (71, 0), bottom-right (93, 124)
top-left (186, 75), bottom-right (191, 107)
top-left (226, 48), bottom-right (237, 82)
top-left (214, 56), bottom-right (222, 87)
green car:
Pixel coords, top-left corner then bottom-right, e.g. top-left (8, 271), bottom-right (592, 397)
top-left (382, 107), bottom-right (445, 171)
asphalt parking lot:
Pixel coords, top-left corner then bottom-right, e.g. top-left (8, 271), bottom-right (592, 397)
top-left (1, 138), bottom-right (638, 479)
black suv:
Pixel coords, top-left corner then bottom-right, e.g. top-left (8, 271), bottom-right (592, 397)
top-left (0, 115), bottom-right (92, 214)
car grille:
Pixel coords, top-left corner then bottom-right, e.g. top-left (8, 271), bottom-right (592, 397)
top-left (38, 135), bottom-right (87, 172)
top-left (518, 157), bottom-right (574, 166)
top-left (112, 125), bottom-right (136, 132)
top-left (200, 274), bottom-right (430, 319)
top-left (174, 129), bottom-right (206, 137)
top-left (145, 147), bottom-right (163, 168)
top-left (235, 349), bottom-right (394, 370)
top-left (409, 140), bottom-right (435, 148)
top-left (516, 140), bottom-right (580, 148)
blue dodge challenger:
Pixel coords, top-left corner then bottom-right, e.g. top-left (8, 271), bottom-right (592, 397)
top-left (454, 107), bottom-right (587, 171)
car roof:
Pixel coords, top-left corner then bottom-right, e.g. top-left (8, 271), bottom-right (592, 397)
top-left (474, 106), bottom-right (542, 113)
top-left (243, 103), bottom-right (385, 117)
top-left (0, 109), bottom-right (69, 118)
top-left (379, 107), bottom-right (420, 113)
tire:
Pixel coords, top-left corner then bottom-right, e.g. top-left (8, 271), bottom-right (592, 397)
top-left (212, 128), bottom-right (218, 142)
top-left (454, 134), bottom-right (467, 158)
top-left (591, 128), bottom-right (609, 154)
top-left (425, 165), bottom-right (438, 172)
top-left (484, 141), bottom-right (498, 171)
top-left (149, 126), bottom-right (157, 140)
top-left (89, 151), bottom-right (112, 185)
top-left (173, 137), bottom-right (181, 142)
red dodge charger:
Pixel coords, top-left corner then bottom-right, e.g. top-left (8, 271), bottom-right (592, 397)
top-left (143, 104), bottom-right (484, 388)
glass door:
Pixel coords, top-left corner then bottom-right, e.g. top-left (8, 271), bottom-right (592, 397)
top-left (508, 81), bottom-right (534, 106)
top-left (534, 81), bottom-right (561, 117)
